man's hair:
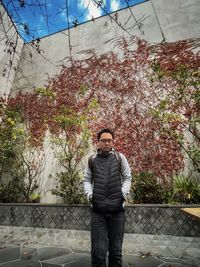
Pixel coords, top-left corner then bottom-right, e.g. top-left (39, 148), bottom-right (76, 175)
top-left (97, 128), bottom-right (114, 140)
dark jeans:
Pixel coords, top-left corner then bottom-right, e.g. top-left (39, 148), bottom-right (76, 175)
top-left (91, 210), bottom-right (125, 267)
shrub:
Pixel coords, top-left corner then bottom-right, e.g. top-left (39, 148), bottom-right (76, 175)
top-left (0, 175), bottom-right (25, 203)
top-left (171, 175), bottom-right (200, 204)
top-left (51, 171), bottom-right (86, 204)
top-left (131, 172), bottom-right (167, 204)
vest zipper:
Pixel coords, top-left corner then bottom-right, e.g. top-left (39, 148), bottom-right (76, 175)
top-left (105, 162), bottom-right (109, 207)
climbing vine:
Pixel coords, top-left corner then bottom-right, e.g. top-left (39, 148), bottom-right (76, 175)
top-left (1, 36), bottom-right (199, 203)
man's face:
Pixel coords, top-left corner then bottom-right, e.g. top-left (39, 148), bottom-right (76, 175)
top-left (98, 132), bottom-right (114, 152)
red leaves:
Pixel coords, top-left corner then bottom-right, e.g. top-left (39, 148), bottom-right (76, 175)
top-left (3, 36), bottom-right (199, 180)
top-left (156, 39), bottom-right (200, 73)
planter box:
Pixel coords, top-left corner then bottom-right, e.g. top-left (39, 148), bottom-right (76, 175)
top-left (0, 204), bottom-right (199, 261)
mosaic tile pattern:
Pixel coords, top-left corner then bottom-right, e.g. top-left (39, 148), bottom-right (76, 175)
top-left (1, 243), bottom-right (198, 267)
top-left (0, 205), bottom-right (91, 230)
top-left (0, 227), bottom-right (199, 266)
top-left (0, 204), bottom-right (199, 237)
top-left (125, 205), bottom-right (200, 236)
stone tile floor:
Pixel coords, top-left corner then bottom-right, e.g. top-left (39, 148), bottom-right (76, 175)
top-left (0, 244), bottom-right (199, 267)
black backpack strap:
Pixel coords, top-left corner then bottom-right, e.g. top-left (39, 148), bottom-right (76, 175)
top-left (88, 155), bottom-right (93, 171)
top-left (89, 151), bottom-right (122, 173)
top-left (114, 151), bottom-right (122, 174)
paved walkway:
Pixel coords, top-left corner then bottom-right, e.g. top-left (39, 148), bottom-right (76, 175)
top-left (0, 243), bottom-right (198, 267)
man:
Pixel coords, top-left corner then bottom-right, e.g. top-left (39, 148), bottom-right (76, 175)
top-left (83, 128), bottom-right (132, 267)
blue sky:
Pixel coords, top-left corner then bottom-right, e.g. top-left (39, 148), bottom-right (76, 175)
top-left (2, 0), bottom-right (146, 42)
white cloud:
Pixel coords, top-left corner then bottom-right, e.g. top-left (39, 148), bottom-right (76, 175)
top-left (59, 9), bottom-right (67, 23)
top-left (110, 0), bottom-right (120, 12)
top-left (46, 2), bottom-right (52, 8)
top-left (59, 9), bottom-right (74, 25)
top-left (78, 0), bottom-right (104, 20)
top-left (60, 9), bottom-right (67, 18)
top-left (39, 15), bottom-right (45, 23)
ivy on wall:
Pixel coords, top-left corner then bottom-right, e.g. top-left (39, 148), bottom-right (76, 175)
top-left (1, 36), bottom-right (199, 203)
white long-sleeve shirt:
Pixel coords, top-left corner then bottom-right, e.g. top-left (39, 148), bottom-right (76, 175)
top-left (83, 150), bottom-right (132, 201)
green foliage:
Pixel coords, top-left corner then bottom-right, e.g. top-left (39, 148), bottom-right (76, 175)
top-left (0, 175), bottom-right (25, 203)
top-left (0, 106), bottom-right (23, 180)
top-left (29, 192), bottom-right (41, 203)
top-left (171, 175), bottom-right (200, 204)
top-left (131, 172), bottom-right (167, 204)
top-left (188, 145), bottom-right (200, 162)
top-left (0, 99), bottom-right (43, 203)
top-left (0, 162), bottom-right (40, 203)
top-left (131, 172), bottom-right (200, 204)
top-left (192, 90), bottom-right (200, 104)
top-left (149, 59), bottom-right (200, 176)
top-left (35, 87), bottom-right (56, 99)
top-left (151, 61), bottom-right (165, 80)
top-left (51, 171), bottom-right (86, 204)
top-left (51, 129), bottom-right (90, 204)
top-left (187, 145), bottom-right (200, 172)
top-left (51, 103), bottom-right (92, 204)
top-left (79, 84), bottom-right (89, 96)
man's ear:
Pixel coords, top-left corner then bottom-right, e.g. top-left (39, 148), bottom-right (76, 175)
top-left (96, 140), bottom-right (99, 149)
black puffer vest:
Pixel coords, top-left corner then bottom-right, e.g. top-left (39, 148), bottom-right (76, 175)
top-left (92, 151), bottom-right (124, 213)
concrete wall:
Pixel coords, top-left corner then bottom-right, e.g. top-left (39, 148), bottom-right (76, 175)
top-left (0, 4), bottom-right (24, 96)
top-left (11, 0), bottom-right (200, 92)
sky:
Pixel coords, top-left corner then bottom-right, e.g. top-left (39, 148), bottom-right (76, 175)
top-left (2, 0), bottom-right (146, 42)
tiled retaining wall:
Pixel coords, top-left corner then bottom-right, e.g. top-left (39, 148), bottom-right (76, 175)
top-left (0, 204), bottom-right (200, 261)
top-left (0, 204), bottom-right (199, 237)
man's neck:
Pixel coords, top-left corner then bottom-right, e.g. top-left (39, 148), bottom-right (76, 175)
top-left (97, 148), bottom-right (114, 156)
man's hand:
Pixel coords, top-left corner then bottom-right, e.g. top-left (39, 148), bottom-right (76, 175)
top-left (89, 195), bottom-right (93, 203)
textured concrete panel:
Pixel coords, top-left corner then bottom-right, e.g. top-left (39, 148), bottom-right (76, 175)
top-left (12, 0), bottom-right (200, 93)
top-left (151, 0), bottom-right (200, 42)
top-left (0, 4), bottom-right (24, 96)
